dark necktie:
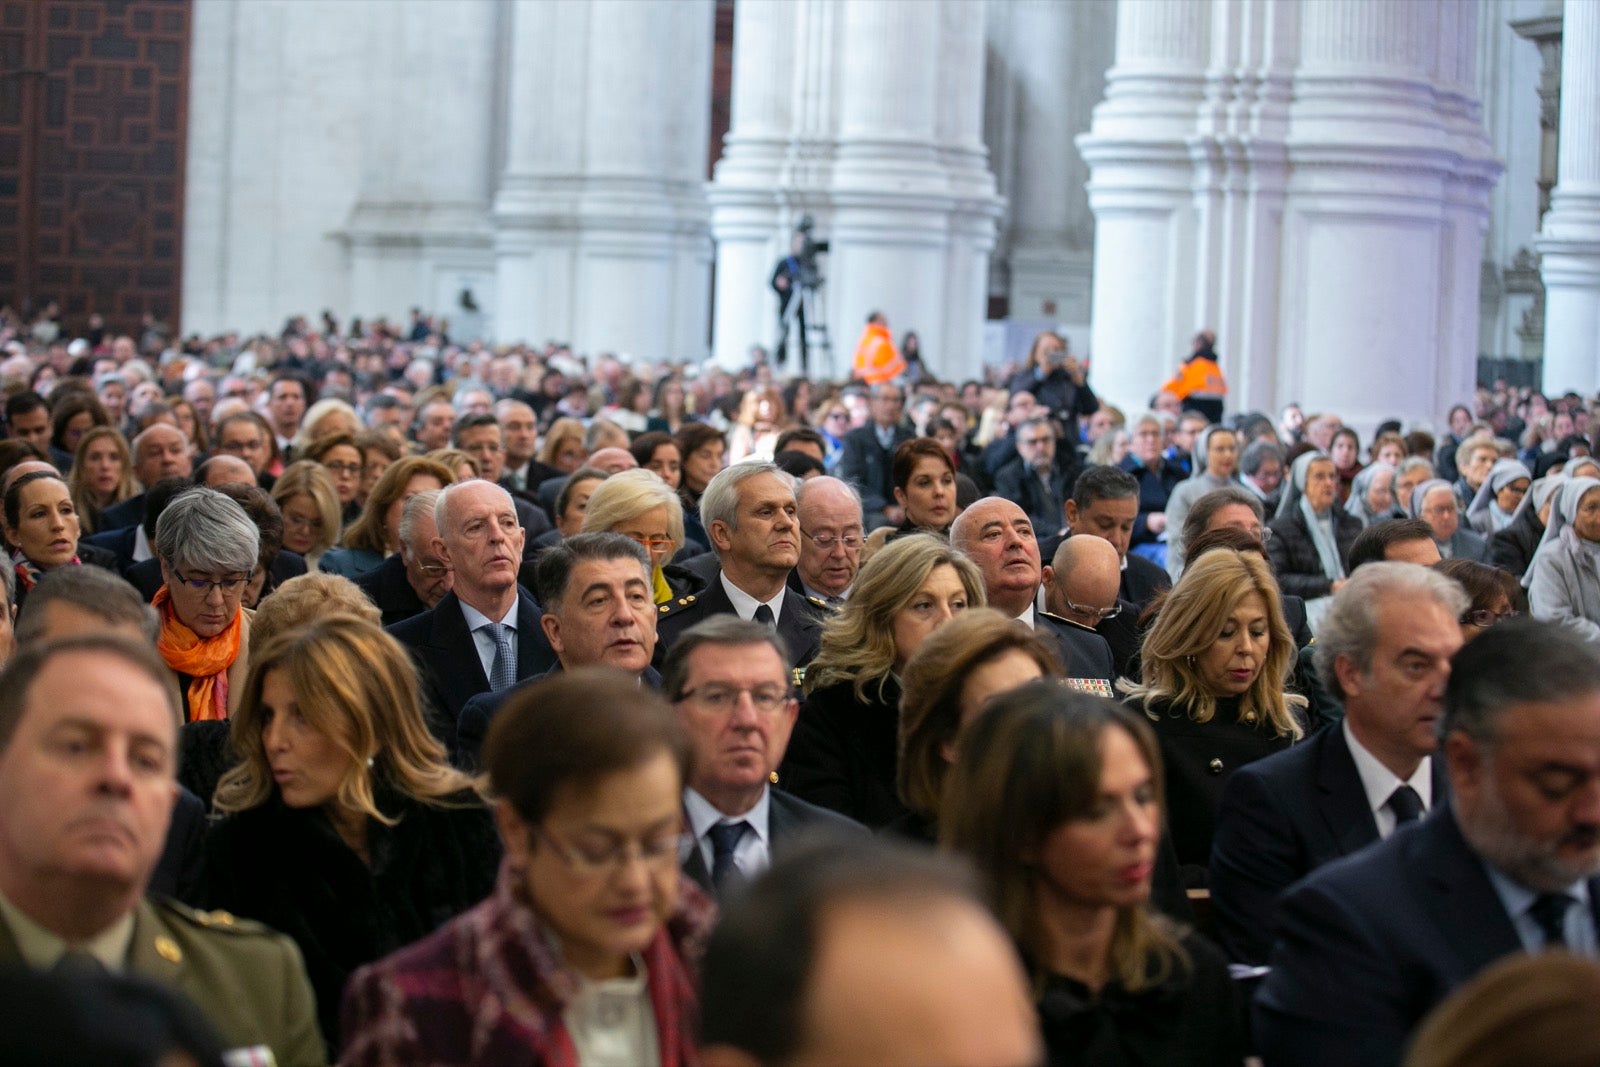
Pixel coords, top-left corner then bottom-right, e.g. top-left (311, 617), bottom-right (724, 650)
top-left (1387, 784), bottom-right (1424, 825)
top-left (753, 604), bottom-right (775, 629)
top-left (708, 821), bottom-right (748, 889)
top-left (1529, 893), bottom-right (1573, 949)
top-left (484, 623), bottom-right (516, 690)
top-left (51, 948), bottom-right (107, 978)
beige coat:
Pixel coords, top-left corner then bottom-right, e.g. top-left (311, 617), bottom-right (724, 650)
top-left (163, 606), bottom-right (254, 721)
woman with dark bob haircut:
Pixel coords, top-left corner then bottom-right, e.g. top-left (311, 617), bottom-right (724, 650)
top-left (340, 668), bottom-right (713, 1066)
top-left (941, 683), bottom-right (1245, 1066)
top-left (894, 607), bottom-right (1060, 842)
top-left (890, 436), bottom-right (959, 538)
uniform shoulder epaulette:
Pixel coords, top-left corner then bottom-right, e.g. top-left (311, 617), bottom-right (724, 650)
top-left (806, 595), bottom-right (828, 609)
top-left (152, 897), bottom-right (276, 938)
top-left (658, 593), bottom-right (698, 616)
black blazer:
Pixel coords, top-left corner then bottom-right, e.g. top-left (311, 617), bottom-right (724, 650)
top-left (352, 552), bottom-right (430, 628)
top-left (1266, 507), bottom-right (1362, 599)
top-left (456, 661), bottom-right (663, 772)
top-left (781, 676), bottom-right (905, 829)
top-left (149, 785), bottom-right (207, 906)
top-left (385, 589), bottom-right (555, 755)
top-left (1122, 552), bottom-right (1171, 610)
top-left (1209, 723), bottom-right (1449, 964)
top-left (1254, 805), bottom-right (1593, 1067)
top-left (836, 423), bottom-right (914, 524)
top-left (992, 456), bottom-right (1074, 535)
top-left (200, 789), bottom-right (501, 1050)
top-left (1037, 612), bottom-right (1115, 690)
top-left (680, 788), bottom-right (867, 897)
top-left (96, 491), bottom-right (147, 533)
top-left (83, 523), bottom-right (139, 573)
top-left (1488, 506), bottom-right (1544, 579)
top-left (654, 571), bottom-right (824, 672)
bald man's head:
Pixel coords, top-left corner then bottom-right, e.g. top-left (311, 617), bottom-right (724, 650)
top-left (1046, 535), bottom-right (1121, 628)
top-left (587, 447), bottom-right (638, 475)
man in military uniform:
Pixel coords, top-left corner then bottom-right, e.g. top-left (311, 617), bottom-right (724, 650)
top-left (0, 634), bottom-right (324, 1066)
top-left (657, 462), bottom-right (826, 676)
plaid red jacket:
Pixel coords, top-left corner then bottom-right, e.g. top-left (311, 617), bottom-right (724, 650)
top-left (339, 863), bottom-right (715, 1067)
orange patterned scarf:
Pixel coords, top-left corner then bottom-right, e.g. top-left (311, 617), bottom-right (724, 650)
top-left (152, 585), bottom-right (242, 722)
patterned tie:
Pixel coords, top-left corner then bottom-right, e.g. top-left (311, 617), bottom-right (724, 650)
top-left (1387, 785), bottom-right (1424, 825)
top-left (753, 604), bottom-right (776, 630)
top-left (1529, 893), bottom-right (1572, 949)
top-left (484, 622), bottom-right (516, 690)
top-left (708, 821), bottom-right (749, 889)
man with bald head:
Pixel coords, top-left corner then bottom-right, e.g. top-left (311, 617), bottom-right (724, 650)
top-left (1040, 536), bottom-right (1118, 695)
top-left (194, 454), bottom-right (257, 489)
top-left (952, 496), bottom-right (1113, 693)
top-left (790, 476), bottom-right (864, 605)
top-left (97, 424), bottom-right (193, 532)
top-left (387, 479), bottom-right (555, 756)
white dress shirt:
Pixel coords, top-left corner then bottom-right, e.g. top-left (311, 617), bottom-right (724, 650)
top-left (459, 596), bottom-right (519, 682)
top-left (1343, 718), bottom-right (1433, 839)
top-left (683, 786), bottom-right (773, 880)
top-left (720, 572), bottom-right (784, 624)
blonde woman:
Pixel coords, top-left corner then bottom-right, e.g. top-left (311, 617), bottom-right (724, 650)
top-left (1119, 548), bottom-right (1306, 874)
top-left (779, 533), bottom-right (985, 828)
top-left (204, 615), bottom-right (500, 1049)
top-left (271, 461), bottom-right (340, 570)
top-left (580, 467), bottom-right (704, 604)
top-left (67, 425), bottom-right (137, 534)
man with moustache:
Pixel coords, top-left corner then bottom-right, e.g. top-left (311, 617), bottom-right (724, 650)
top-left (1256, 619), bottom-right (1600, 1067)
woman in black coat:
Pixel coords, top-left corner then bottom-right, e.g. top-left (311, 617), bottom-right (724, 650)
top-left (1006, 330), bottom-right (1101, 425)
top-left (1267, 452), bottom-right (1361, 601)
top-left (944, 684), bottom-right (1246, 1066)
top-left (1119, 549), bottom-right (1307, 878)
top-left (203, 616), bottom-right (501, 1049)
top-left (781, 535), bottom-right (985, 829)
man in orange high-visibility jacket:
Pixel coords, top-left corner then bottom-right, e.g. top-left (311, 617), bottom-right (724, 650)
top-left (852, 311), bottom-right (906, 385)
top-left (1161, 329), bottom-right (1227, 424)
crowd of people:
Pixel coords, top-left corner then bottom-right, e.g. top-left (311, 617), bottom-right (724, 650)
top-left (1, 305), bottom-right (1599, 1066)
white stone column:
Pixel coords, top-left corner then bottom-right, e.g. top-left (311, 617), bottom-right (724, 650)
top-left (1279, 0), bottom-right (1498, 431)
top-left (1539, 0), bottom-right (1600, 394)
top-left (341, 0), bottom-right (499, 337)
top-left (707, 0), bottom-right (1000, 381)
top-left (494, 0), bottom-right (714, 359)
top-left (1077, 0), bottom-right (1210, 412)
top-left (999, 0), bottom-right (1114, 328)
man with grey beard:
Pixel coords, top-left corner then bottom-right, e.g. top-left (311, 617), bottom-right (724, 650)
top-left (1255, 618), bottom-right (1600, 1067)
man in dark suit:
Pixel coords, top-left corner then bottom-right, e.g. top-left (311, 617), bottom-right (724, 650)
top-left (1040, 464), bottom-right (1172, 613)
top-left (1042, 535), bottom-right (1123, 694)
top-left (992, 416), bottom-right (1078, 537)
top-left (1418, 481), bottom-right (1492, 562)
top-left (1210, 563), bottom-right (1466, 964)
top-left (835, 383), bottom-right (913, 528)
top-left (452, 413), bottom-right (553, 543)
top-left (1255, 619), bottom-right (1600, 1067)
top-left (656, 462), bottom-right (826, 672)
top-left (354, 489), bottom-right (451, 627)
top-left (457, 533), bottom-right (661, 769)
top-left (666, 616), bottom-right (863, 897)
top-left (387, 480), bottom-right (554, 756)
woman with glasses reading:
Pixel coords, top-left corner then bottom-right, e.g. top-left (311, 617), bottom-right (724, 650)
top-left (340, 668), bottom-right (712, 1067)
top-left (152, 487), bottom-right (261, 720)
top-left (204, 615), bottom-right (499, 1053)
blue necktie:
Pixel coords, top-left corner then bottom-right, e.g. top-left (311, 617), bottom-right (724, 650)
top-left (708, 821), bottom-right (748, 889)
top-left (484, 623), bottom-right (516, 690)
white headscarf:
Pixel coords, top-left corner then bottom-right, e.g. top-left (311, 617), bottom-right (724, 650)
top-left (1524, 476), bottom-right (1600, 589)
top-left (1465, 459), bottom-right (1532, 535)
top-left (1344, 462), bottom-right (1397, 527)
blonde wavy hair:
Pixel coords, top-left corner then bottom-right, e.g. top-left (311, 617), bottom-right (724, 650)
top-left (804, 533), bottom-right (985, 703)
top-left (1118, 549), bottom-right (1306, 739)
top-left (215, 614), bottom-right (477, 821)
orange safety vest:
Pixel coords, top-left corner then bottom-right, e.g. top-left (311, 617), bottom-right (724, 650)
top-left (1161, 356), bottom-right (1227, 399)
top-left (852, 323), bottom-right (906, 384)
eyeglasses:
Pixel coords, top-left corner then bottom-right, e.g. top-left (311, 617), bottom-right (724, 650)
top-left (321, 462), bottom-right (361, 477)
top-left (676, 683), bottom-right (793, 714)
top-left (624, 533), bottom-right (675, 551)
top-left (802, 529), bottom-right (863, 551)
top-left (173, 569), bottom-right (252, 596)
top-left (1462, 608), bottom-right (1520, 628)
top-left (282, 513), bottom-right (323, 532)
top-left (1063, 597), bottom-right (1121, 620)
top-left (533, 825), bottom-right (691, 878)
top-left (414, 560), bottom-right (450, 575)
top-left (825, 411), bottom-right (849, 421)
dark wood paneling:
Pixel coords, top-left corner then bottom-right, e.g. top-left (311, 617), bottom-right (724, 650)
top-left (0, 0), bottom-right (190, 333)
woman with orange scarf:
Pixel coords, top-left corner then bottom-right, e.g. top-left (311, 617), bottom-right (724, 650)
top-left (153, 487), bottom-right (260, 721)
